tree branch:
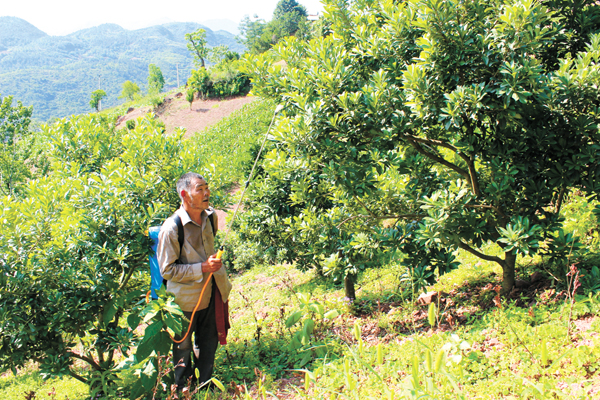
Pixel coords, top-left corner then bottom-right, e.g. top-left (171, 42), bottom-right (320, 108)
top-left (406, 134), bottom-right (460, 152)
top-left (555, 187), bottom-right (566, 214)
top-left (457, 240), bottom-right (504, 265)
top-left (405, 134), bottom-right (481, 196)
top-left (336, 213), bottom-right (422, 229)
top-left (71, 352), bottom-right (101, 371)
top-left (68, 369), bottom-right (88, 385)
top-left (466, 156), bottom-right (481, 196)
top-left (353, 195), bottom-right (377, 218)
top-left (460, 118), bottom-right (482, 196)
top-left (406, 137), bottom-right (471, 181)
top-left (118, 266), bottom-right (137, 292)
top-left (464, 203), bottom-right (506, 219)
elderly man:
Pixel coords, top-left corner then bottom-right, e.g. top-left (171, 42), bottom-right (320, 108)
top-left (157, 172), bottom-right (232, 391)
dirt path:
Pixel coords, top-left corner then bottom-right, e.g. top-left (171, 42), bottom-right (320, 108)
top-left (115, 93), bottom-right (255, 138)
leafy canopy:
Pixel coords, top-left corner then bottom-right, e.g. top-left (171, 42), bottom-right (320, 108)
top-left (147, 64), bottom-right (165, 94)
top-left (238, 0), bottom-right (310, 54)
top-left (240, 0), bottom-right (600, 294)
top-left (119, 80), bottom-right (140, 101)
top-left (186, 28), bottom-right (209, 68)
top-left (89, 89), bottom-right (107, 112)
top-left (0, 94), bottom-right (34, 196)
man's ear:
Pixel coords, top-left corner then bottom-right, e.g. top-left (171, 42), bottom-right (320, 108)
top-left (180, 189), bottom-right (187, 201)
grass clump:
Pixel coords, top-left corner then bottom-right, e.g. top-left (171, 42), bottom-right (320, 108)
top-left (0, 369), bottom-right (88, 400)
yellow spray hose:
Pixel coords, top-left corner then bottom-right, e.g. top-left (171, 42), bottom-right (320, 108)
top-left (170, 248), bottom-right (224, 344)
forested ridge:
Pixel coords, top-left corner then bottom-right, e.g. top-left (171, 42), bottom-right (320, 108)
top-left (0, 16), bottom-right (244, 121)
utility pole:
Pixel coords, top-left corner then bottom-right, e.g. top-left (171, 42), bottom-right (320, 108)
top-left (176, 64), bottom-right (180, 88)
top-left (98, 75), bottom-right (102, 111)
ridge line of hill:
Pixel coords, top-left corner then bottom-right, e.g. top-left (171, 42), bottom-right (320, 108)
top-left (0, 16), bottom-right (245, 121)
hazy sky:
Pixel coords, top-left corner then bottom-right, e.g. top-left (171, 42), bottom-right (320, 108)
top-left (1, 0), bottom-right (325, 36)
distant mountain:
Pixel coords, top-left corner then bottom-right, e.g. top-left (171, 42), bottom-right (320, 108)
top-left (0, 16), bottom-right (47, 50)
top-left (0, 18), bottom-right (245, 121)
top-left (201, 19), bottom-right (240, 35)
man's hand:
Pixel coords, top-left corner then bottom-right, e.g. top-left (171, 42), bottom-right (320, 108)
top-left (201, 254), bottom-right (222, 273)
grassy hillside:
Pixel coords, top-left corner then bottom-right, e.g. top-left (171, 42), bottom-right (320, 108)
top-left (2, 252), bottom-right (598, 399)
top-left (0, 17), bottom-right (245, 121)
top-left (1, 96), bottom-right (598, 399)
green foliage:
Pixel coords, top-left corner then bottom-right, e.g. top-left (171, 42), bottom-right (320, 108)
top-left (185, 28), bottom-right (209, 68)
top-left (147, 64), bottom-right (165, 95)
top-left (89, 89), bottom-right (107, 112)
top-left (560, 192), bottom-right (600, 249)
top-left (284, 292), bottom-right (340, 367)
top-left (187, 68), bottom-right (210, 99)
top-left (0, 94), bottom-right (34, 196)
top-left (0, 113), bottom-right (230, 390)
top-left (0, 369), bottom-right (88, 400)
top-left (119, 81), bottom-right (141, 102)
top-left (241, 0), bottom-right (600, 295)
top-left (185, 87), bottom-right (195, 109)
top-left (238, 0), bottom-right (310, 54)
top-left (148, 94), bottom-right (165, 109)
top-left (209, 261), bottom-right (600, 398)
top-left (187, 55), bottom-right (251, 100)
top-left (125, 287), bottom-right (184, 399)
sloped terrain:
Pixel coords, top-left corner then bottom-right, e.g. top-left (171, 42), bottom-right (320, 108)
top-left (0, 17), bottom-right (244, 121)
top-left (0, 17), bottom-right (47, 50)
top-left (115, 92), bottom-right (255, 138)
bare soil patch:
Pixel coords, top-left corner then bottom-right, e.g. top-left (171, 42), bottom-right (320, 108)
top-left (115, 93), bottom-right (255, 138)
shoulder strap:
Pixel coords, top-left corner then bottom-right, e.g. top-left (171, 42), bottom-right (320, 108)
top-left (163, 213), bottom-right (184, 288)
top-left (173, 214), bottom-right (184, 261)
top-left (208, 212), bottom-right (216, 237)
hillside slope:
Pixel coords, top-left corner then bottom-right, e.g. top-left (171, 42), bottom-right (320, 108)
top-left (0, 18), bottom-right (244, 121)
top-left (0, 17), bottom-right (47, 50)
top-left (115, 92), bottom-right (256, 138)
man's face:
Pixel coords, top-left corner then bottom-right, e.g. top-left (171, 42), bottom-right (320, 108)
top-left (183, 178), bottom-right (210, 211)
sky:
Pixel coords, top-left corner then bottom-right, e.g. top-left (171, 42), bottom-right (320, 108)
top-left (1, 0), bottom-right (325, 36)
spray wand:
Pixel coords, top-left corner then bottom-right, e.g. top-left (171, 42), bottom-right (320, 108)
top-left (171, 104), bottom-right (284, 344)
top-left (215, 103), bottom-right (284, 259)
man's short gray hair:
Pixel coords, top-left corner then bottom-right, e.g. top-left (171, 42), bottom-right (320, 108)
top-left (176, 172), bottom-right (205, 202)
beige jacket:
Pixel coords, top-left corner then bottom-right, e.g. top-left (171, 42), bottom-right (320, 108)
top-left (157, 207), bottom-right (232, 312)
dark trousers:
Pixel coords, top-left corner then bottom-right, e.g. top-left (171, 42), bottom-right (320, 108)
top-left (172, 281), bottom-right (218, 390)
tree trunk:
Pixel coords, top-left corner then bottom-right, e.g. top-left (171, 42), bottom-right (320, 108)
top-left (501, 252), bottom-right (517, 295)
top-left (344, 274), bottom-right (356, 303)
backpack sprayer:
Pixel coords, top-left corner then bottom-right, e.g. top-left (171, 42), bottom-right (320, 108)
top-left (170, 103), bottom-right (284, 344)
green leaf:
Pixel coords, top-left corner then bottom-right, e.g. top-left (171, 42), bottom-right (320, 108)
top-left (103, 299), bottom-right (118, 325)
top-left (298, 351), bottom-right (312, 367)
top-left (127, 313), bottom-right (141, 331)
top-left (309, 303), bottom-right (325, 316)
top-left (164, 310), bottom-right (184, 337)
top-left (136, 336), bottom-right (160, 362)
top-left (285, 310), bottom-right (303, 328)
top-left (303, 319), bottom-right (315, 336)
top-left (211, 378), bottom-right (226, 392)
top-left (140, 360), bottom-right (158, 391)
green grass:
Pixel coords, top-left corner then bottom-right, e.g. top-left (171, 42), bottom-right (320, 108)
top-left (187, 97), bottom-right (276, 183)
top-left (2, 249), bottom-right (599, 399)
top-left (0, 369), bottom-right (88, 400)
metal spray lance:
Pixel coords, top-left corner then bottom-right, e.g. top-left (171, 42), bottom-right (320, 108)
top-left (215, 103), bottom-right (284, 259)
top-left (169, 104), bottom-right (285, 344)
